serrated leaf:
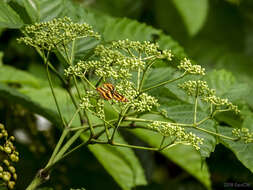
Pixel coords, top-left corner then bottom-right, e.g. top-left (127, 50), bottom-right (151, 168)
top-left (131, 128), bottom-right (211, 189)
top-left (217, 125), bottom-right (253, 174)
top-left (81, 132), bottom-right (147, 190)
top-left (204, 70), bottom-right (236, 97)
top-left (0, 1), bottom-right (24, 28)
top-left (103, 17), bottom-right (161, 41)
top-left (172, 0), bottom-right (209, 36)
top-left (161, 104), bottom-right (217, 158)
top-left (0, 65), bottom-right (40, 88)
top-left (157, 34), bottom-right (186, 57)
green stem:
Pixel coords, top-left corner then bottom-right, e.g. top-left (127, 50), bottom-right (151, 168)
top-left (193, 86), bottom-right (199, 125)
top-left (138, 59), bottom-right (156, 91)
top-left (125, 117), bottom-right (193, 127)
top-left (159, 136), bottom-right (166, 150)
top-left (110, 106), bottom-right (130, 142)
top-left (26, 175), bottom-right (43, 190)
top-left (46, 128), bottom-right (69, 168)
top-left (83, 76), bottom-right (96, 89)
top-left (45, 50), bottom-right (66, 126)
top-left (111, 142), bottom-right (158, 151)
top-left (48, 129), bottom-right (85, 169)
top-left (141, 72), bottom-right (186, 93)
top-left (66, 86), bottom-right (84, 124)
top-left (195, 126), bottom-right (238, 141)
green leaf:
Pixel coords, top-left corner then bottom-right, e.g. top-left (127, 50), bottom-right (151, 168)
top-left (131, 128), bottom-right (211, 189)
top-left (161, 104), bottom-right (217, 158)
top-left (22, 0), bottom-right (40, 22)
top-left (0, 84), bottom-right (61, 125)
top-left (17, 0), bottom-right (65, 22)
top-left (204, 70), bottom-right (236, 97)
top-left (157, 34), bottom-right (186, 57)
top-left (0, 1), bottom-right (24, 28)
top-left (0, 65), bottom-right (40, 88)
top-left (172, 0), bottom-right (209, 36)
top-left (217, 125), bottom-right (253, 174)
top-left (20, 86), bottom-right (79, 125)
top-left (102, 17), bottom-right (161, 41)
top-left (81, 132), bottom-right (147, 190)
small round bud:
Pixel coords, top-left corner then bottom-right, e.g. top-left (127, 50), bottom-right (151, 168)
top-left (8, 181), bottom-right (15, 189)
top-left (10, 154), bottom-right (16, 162)
top-left (2, 171), bottom-right (11, 181)
top-left (3, 131), bottom-right (8, 137)
top-left (0, 124), bottom-right (4, 129)
top-left (0, 133), bottom-right (3, 139)
top-left (9, 136), bottom-right (15, 141)
top-left (3, 160), bottom-right (10, 166)
top-left (4, 146), bottom-right (12, 154)
top-left (8, 166), bottom-right (15, 174)
top-left (0, 166), bottom-right (3, 172)
top-left (0, 145), bottom-right (4, 151)
top-left (13, 173), bottom-right (17, 180)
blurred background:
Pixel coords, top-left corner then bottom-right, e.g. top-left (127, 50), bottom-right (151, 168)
top-left (1, 0), bottom-right (253, 189)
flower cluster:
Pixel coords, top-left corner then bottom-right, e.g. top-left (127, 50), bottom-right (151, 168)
top-left (178, 58), bottom-right (205, 75)
top-left (203, 95), bottom-right (240, 114)
top-left (0, 124), bottom-right (19, 189)
top-left (232, 128), bottom-right (253, 143)
top-left (111, 39), bottom-right (173, 61)
top-left (18, 17), bottom-right (100, 51)
top-left (179, 80), bottom-right (239, 114)
top-left (66, 40), bottom-right (170, 115)
top-left (131, 93), bottom-right (159, 112)
top-left (148, 121), bottom-right (203, 150)
top-left (65, 39), bottom-right (173, 81)
top-left (178, 80), bottom-right (215, 97)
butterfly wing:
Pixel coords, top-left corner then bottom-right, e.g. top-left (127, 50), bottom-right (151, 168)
top-left (96, 87), bottom-right (113, 100)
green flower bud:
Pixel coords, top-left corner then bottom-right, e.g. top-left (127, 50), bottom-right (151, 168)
top-left (3, 160), bottom-right (10, 166)
top-left (2, 171), bottom-right (11, 181)
top-left (4, 146), bottom-right (12, 154)
top-left (8, 181), bottom-right (15, 189)
top-left (8, 166), bottom-right (15, 174)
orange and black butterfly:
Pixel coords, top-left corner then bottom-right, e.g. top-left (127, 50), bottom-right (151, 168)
top-left (96, 83), bottom-right (128, 102)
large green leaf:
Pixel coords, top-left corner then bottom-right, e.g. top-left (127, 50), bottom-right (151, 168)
top-left (0, 65), bottom-right (40, 88)
top-left (217, 125), bottom-right (253, 174)
top-left (82, 132), bottom-right (147, 190)
top-left (132, 128), bottom-right (211, 189)
top-left (102, 17), bottom-right (161, 42)
top-left (162, 104), bottom-right (217, 158)
top-left (172, 0), bottom-right (209, 36)
top-left (15, 0), bottom-right (65, 22)
top-left (20, 86), bottom-right (80, 126)
top-left (0, 1), bottom-right (24, 28)
top-left (0, 84), bottom-right (61, 125)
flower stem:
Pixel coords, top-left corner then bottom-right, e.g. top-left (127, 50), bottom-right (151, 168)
top-left (141, 72), bottom-right (186, 93)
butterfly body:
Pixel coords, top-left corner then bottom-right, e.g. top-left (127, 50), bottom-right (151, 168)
top-left (96, 83), bottom-right (128, 102)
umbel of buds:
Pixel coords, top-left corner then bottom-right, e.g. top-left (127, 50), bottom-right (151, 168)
top-left (17, 17), bottom-right (100, 51)
top-left (0, 124), bottom-right (19, 189)
top-left (232, 128), bottom-right (253, 143)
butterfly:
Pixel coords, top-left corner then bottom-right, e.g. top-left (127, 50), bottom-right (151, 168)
top-left (96, 83), bottom-right (128, 102)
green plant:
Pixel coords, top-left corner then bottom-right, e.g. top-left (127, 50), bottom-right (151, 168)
top-left (14, 17), bottom-right (249, 190)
